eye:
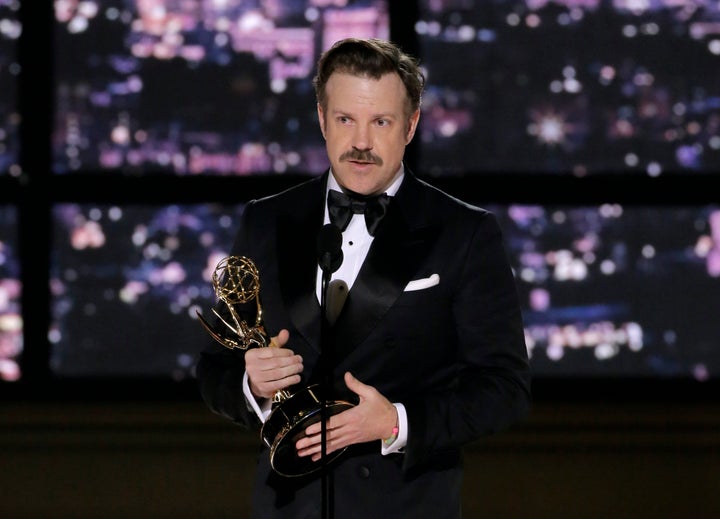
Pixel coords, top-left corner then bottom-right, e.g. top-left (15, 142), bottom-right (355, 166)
top-left (376, 118), bottom-right (389, 127)
top-left (338, 116), bottom-right (351, 124)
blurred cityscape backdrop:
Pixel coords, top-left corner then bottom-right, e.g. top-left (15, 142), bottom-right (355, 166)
top-left (1, 0), bottom-right (719, 398)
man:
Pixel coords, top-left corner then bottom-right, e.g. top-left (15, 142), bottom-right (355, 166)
top-left (196, 38), bottom-right (531, 518)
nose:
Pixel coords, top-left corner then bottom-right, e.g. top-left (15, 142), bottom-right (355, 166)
top-left (351, 125), bottom-right (372, 151)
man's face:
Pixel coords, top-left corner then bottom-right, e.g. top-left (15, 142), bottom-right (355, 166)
top-left (317, 72), bottom-right (420, 196)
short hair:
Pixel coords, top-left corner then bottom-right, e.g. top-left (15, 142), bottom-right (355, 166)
top-left (312, 38), bottom-right (425, 117)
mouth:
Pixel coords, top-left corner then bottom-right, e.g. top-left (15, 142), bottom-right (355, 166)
top-left (339, 149), bottom-right (383, 165)
top-left (349, 159), bottom-right (375, 165)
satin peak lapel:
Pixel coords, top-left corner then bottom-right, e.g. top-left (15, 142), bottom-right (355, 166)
top-left (276, 181), bottom-right (326, 352)
top-left (332, 196), bottom-right (438, 360)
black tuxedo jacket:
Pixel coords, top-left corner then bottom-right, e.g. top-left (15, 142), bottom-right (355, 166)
top-left (196, 168), bottom-right (531, 518)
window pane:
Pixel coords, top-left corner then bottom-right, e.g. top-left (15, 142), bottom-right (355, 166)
top-left (417, 1), bottom-right (720, 176)
top-left (52, 0), bottom-right (390, 175)
top-left (0, 204), bottom-right (21, 381)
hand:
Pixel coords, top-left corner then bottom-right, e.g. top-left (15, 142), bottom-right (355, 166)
top-left (295, 371), bottom-right (398, 462)
top-left (245, 329), bottom-right (303, 399)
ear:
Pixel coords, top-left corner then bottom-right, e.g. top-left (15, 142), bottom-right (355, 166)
top-left (317, 103), bottom-right (327, 139)
top-left (405, 109), bottom-right (420, 144)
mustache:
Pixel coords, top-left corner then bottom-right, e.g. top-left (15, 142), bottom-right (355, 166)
top-left (339, 149), bottom-right (383, 166)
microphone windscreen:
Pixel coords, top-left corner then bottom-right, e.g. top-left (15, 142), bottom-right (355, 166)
top-left (317, 223), bottom-right (343, 273)
top-left (317, 223), bottom-right (342, 252)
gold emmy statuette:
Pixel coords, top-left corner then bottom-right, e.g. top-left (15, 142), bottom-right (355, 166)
top-left (196, 255), bottom-right (354, 477)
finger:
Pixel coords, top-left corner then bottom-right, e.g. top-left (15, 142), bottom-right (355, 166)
top-left (304, 420), bottom-right (327, 437)
top-left (303, 409), bottom-right (345, 436)
top-left (311, 437), bottom-right (342, 461)
top-left (247, 349), bottom-right (292, 362)
top-left (298, 434), bottom-right (341, 459)
top-left (254, 350), bottom-right (301, 365)
top-left (298, 442), bottom-right (324, 458)
top-left (296, 430), bottom-right (325, 456)
top-left (272, 363), bottom-right (303, 381)
top-left (295, 432), bottom-right (319, 451)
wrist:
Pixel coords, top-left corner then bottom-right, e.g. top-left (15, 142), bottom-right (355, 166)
top-left (383, 425), bottom-right (399, 446)
top-left (383, 409), bottom-right (399, 445)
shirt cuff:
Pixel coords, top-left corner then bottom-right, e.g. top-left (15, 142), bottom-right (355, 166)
top-left (243, 370), bottom-right (272, 422)
top-left (381, 403), bottom-right (407, 455)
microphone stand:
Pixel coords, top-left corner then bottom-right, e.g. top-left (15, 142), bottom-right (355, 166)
top-left (316, 223), bottom-right (342, 519)
top-left (319, 266), bottom-right (333, 519)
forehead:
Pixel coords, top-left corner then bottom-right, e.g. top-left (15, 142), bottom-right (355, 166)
top-left (324, 72), bottom-right (407, 113)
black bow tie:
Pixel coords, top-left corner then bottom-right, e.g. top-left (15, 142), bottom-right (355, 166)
top-left (327, 189), bottom-right (391, 236)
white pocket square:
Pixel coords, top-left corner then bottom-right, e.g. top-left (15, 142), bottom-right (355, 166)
top-left (404, 273), bottom-right (440, 292)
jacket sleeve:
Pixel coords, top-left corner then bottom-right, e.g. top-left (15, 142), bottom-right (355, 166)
top-left (401, 211), bottom-right (532, 471)
top-left (195, 202), bottom-right (263, 430)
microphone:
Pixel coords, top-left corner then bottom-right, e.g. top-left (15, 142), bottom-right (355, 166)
top-left (316, 223), bottom-right (343, 274)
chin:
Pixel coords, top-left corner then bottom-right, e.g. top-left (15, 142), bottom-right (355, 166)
top-left (345, 182), bottom-right (377, 196)
top-left (335, 173), bottom-right (373, 194)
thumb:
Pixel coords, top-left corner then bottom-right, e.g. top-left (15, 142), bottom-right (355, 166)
top-left (344, 371), bottom-right (369, 397)
top-left (269, 328), bottom-right (290, 348)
